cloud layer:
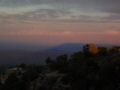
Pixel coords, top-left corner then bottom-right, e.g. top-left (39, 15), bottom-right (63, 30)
top-left (0, 0), bottom-right (120, 45)
top-left (0, 0), bottom-right (120, 22)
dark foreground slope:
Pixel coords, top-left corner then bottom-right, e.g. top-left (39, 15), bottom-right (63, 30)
top-left (0, 51), bottom-right (120, 90)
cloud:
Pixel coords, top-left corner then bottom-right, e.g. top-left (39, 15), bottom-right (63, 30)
top-left (0, 0), bottom-right (120, 22)
top-left (0, 8), bottom-right (110, 23)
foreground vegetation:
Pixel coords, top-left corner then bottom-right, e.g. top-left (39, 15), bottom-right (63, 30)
top-left (0, 47), bottom-right (120, 90)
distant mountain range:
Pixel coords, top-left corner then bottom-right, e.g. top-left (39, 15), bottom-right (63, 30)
top-left (0, 43), bottom-right (112, 66)
top-left (43, 43), bottom-right (84, 54)
top-left (0, 43), bottom-right (84, 65)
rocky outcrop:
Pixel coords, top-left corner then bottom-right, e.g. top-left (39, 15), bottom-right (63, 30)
top-left (30, 71), bottom-right (71, 90)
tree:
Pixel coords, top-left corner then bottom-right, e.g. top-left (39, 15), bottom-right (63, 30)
top-left (46, 57), bottom-right (53, 65)
top-left (83, 44), bottom-right (99, 56)
top-left (55, 54), bottom-right (68, 73)
top-left (98, 47), bottom-right (108, 56)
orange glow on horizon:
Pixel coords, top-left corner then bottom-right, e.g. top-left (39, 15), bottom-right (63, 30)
top-left (0, 22), bottom-right (120, 45)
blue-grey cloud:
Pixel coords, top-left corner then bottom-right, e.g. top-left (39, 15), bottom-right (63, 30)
top-left (0, 0), bottom-right (120, 22)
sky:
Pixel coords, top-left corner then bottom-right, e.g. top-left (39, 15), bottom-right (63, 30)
top-left (0, 0), bottom-right (120, 46)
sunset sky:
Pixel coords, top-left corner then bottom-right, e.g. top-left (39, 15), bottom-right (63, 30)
top-left (0, 0), bottom-right (120, 46)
